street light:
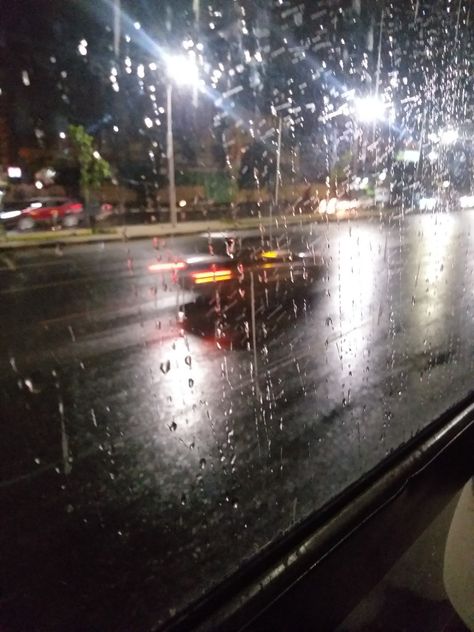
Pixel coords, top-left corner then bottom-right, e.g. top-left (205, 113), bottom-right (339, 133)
top-left (164, 54), bottom-right (199, 227)
top-left (352, 95), bottom-right (394, 181)
top-left (354, 95), bottom-right (390, 123)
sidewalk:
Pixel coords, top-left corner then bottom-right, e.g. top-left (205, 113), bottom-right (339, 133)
top-left (0, 209), bottom-right (383, 250)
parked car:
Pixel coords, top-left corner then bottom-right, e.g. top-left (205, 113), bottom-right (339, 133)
top-left (0, 197), bottom-right (84, 230)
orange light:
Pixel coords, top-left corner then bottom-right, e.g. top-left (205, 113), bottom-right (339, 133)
top-left (148, 261), bottom-right (187, 272)
top-left (192, 269), bottom-right (233, 284)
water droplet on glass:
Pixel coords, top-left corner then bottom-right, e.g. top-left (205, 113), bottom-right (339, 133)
top-left (185, 355), bottom-right (192, 368)
top-left (169, 421), bottom-right (177, 432)
top-left (199, 457), bottom-right (206, 470)
top-left (188, 378), bottom-right (194, 388)
top-left (24, 377), bottom-right (41, 394)
top-left (181, 493), bottom-right (187, 506)
top-left (160, 360), bottom-right (171, 374)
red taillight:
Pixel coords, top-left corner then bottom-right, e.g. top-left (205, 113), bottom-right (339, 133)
top-left (148, 261), bottom-right (187, 272)
top-left (191, 269), bottom-right (233, 284)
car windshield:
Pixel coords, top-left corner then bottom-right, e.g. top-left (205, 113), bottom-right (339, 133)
top-left (0, 1), bottom-right (473, 630)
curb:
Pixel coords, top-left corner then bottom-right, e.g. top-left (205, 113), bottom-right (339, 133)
top-left (0, 210), bottom-right (384, 250)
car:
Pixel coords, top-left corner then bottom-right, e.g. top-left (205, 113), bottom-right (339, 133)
top-left (149, 237), bottom-right (325, 345)
top-left (0, 197), bottom-right (84, 230)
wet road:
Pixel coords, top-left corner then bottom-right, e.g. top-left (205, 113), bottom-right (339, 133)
top-left (1, 212), bottom-right (474, 631)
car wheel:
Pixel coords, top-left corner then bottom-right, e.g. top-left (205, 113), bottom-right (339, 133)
top-left (17, 216), bottom-right (35, 231)
top-left (63, 214), bottom-right (79, 228)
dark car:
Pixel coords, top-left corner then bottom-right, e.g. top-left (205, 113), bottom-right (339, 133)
top-left (149, 238), bottom-right (325, 345)
top-left (0, 197), bottom-right (84, 230)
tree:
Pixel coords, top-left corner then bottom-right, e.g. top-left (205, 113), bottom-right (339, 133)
top-left (67, 125), bottom-right (111, 220)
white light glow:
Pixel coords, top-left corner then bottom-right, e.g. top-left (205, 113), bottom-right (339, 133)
top-left (319, 198), bottom-right (360, 215)
top-left (165, 54), bottom-right (199, 86)
top-left (78, 40), bottom-right (88, 56)
top-left (354, 96), bottom-right (389, 123)
top-left (35, 180), bottom-right (44, 189)
top-left (7, 166), bottom-right (22, 178)
top-left (459, 196), bottom-right (474, 209)
top-left (419, 197), bottom-right (437, 211)
top-left (144, 117), bottom-right (153, 129)
top-left (440, 128), bottom-right (458, 145)
top-left (0, 210), bottom-right (21, 220)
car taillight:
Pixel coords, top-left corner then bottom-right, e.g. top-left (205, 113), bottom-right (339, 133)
top-left (192, 269), bottom-right (233, 284)
top-left (148, 261), bottom-right (187, 272)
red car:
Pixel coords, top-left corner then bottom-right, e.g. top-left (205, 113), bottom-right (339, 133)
top-left (1, 197), bottom-right (84, 230)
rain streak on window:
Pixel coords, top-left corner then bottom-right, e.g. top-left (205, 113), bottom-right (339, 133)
top-left (0, 0), bottom-right (472, 630)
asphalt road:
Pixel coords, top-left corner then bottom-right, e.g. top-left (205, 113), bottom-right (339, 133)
top-left (1, 212), bottom-right (474, 631)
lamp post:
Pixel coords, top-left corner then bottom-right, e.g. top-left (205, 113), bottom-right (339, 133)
top-left (166, 83), bottom-right (177, 226)
top-left (269, 116), bottom-right (282, 244)
top-left (164, 54), bottom-right (199, 227)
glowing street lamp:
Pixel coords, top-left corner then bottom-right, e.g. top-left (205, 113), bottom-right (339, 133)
top-left (354, 96), bottom-right (391, 123)
top-left (164, 54), bottom-right (199, 227)
top-left (165, 54), bottom-right (199, 87)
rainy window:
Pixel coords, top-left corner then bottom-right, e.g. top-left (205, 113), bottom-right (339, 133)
top-left (0, 0), bottom-right (473, 629)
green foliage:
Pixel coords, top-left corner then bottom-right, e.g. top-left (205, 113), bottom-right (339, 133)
top-left (175, 170), bottom-right (235, 204)
top-left (68, 125), bottom-right (111, 200)
top-left (331, 150), bottom-right (352, 181)
top-left (204, 173), bottom-right (235, 204)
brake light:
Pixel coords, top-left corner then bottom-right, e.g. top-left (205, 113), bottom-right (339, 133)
top-left (192, 269), bottom-right (233, 284)
top-left (148, 261), bottom-right (187, 272)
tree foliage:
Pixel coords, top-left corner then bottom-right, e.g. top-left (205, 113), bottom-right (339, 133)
top-left (68, 125), bottom-right (111, 202)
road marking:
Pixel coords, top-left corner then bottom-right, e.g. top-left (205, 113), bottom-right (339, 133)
top-left (59, 397), bottom-right (71, 476)
top-left (0, 254), bottom-right (16, 270)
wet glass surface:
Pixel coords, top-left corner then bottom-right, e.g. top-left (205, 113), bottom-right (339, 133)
top-left (0, 0), bottom-right (473, 629)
